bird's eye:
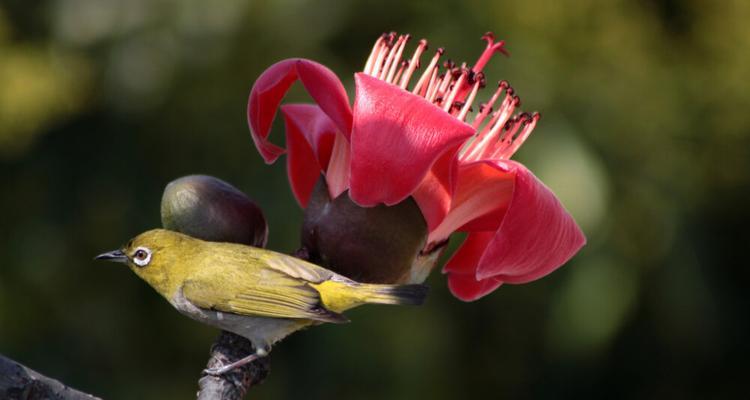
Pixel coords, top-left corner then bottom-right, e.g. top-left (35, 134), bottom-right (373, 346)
top-left (132, 247), bottom-right (152, 267)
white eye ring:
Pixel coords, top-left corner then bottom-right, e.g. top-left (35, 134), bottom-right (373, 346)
top-left (132, 246), bottom-right (152, 267)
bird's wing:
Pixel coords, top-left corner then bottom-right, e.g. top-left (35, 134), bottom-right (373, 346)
top-left (181, 272), bottom-right (347, 324)
top-left (260, 251), bottom-right (346, 284)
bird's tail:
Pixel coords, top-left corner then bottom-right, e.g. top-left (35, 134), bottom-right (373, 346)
top-left (354, 282), bottom-right (429, 306)
top-left (312, 280), bottom-right (429, 312)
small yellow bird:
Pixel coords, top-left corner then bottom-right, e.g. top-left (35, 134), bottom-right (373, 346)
top-left (96, 229), bottom-right (428, 375)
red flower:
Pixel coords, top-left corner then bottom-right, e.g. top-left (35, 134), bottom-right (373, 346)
top-left (247, 32), bottom-right (585, 301)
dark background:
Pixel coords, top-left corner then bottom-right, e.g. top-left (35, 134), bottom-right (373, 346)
top-left (1, 0), bottom-right (748, 398)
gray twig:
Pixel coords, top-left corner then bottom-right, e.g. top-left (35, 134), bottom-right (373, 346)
top-left (0, 354), bottom-right (101, 400)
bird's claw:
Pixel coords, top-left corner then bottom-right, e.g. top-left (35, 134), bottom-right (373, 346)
top-left (201, 353), bottom-right (261, 376)
top-left (202, 365), bottom-right (232, 376)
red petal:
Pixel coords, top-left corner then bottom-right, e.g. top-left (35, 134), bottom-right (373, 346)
top-left (474, 160), bottom-right (586, 283)
top-left (447, 274), bottom-right (503, 302)
top-left (444, 233), bottom-right (503, 301)
top-left (348, 73), bottom-right (474, 207)
top-left (412, 149), bottom-right (459, 232)
top-left (247, 59), bottom-right (353, 164)
top-left (281, 104), bottom-right (337, 207)
top-left (427, 160), bottom-right (514, 243)
top-left (440, 160), bottom-right (585, 301)
top-left (443, 231), bottom-right (495, 275)
top-left (325, 131), bottom-right (351, 200)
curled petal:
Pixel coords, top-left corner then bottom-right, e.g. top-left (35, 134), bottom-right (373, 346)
top-left (444, 231), bottom-right (495, 275)
top-left (281, 104), bottom-right (337, 207)
top-left (448, 274), bottom-right (504, 302)
top-left (475, 161), bottom-right (585, 283)
top-left (247, 58), bottom-right (353, 164)
top-left (445, 233), bottom-right (504, 301)
top-left (441, 160), bottom-right (585, 300)
top-left (349, 73), bottom-right (474, 207)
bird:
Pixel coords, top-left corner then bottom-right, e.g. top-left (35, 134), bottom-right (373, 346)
top-left (96, 229), bottom-right (428, 375)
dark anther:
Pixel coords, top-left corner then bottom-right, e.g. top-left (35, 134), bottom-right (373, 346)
top-left (387, 32), bottom-right (397, 45)
top-left (478, 76), bottom-right (487, 89)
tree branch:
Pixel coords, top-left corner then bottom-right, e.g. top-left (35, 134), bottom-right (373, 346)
top-left (0, 354), bottom-right (101, 400)
top-left (197, 331), bottom-right (270, 400)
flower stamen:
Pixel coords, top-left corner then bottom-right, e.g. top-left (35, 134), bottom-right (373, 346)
top-left (399, 39), bottom-right (428, 89)
top-left (363, 31), bottom-right (538, 162)
top-left (472, 32), bottom-right (509, 73)
top-left (443, 68), bottom-right (468, 112)
top-left (381, 34), bottom-right (409, 82)
top-left (378, 34), bottom-right (401, 80)
top-left (497, 112), bottom-right (540, 159)
top-left (364, 34), bottom-right (387, 75)
top-left (471, 81), bottom-right (508, 129)
top-left (458, 73), bottom-right (484, 121)
top-left (370, 32), bottom-right (395, 77)
top-left (412, 48), bottom-right (443, 95)
top-left (393, 60), bottom-right (407, 86)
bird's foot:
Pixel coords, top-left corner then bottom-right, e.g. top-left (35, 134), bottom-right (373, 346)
top-left (203, 353), bottom-right (260, 376)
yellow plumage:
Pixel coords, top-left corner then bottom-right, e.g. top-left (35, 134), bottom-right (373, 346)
top-left (96, 229), bottom-right (427, 375)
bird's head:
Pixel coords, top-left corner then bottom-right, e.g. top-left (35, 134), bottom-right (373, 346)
top-left (96, 229), bottom-right (192, 297)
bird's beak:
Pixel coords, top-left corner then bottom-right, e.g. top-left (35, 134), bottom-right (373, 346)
top-left (95, 249), bottom-right (128, 264)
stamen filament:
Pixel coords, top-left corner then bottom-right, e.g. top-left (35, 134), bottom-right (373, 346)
top-left (399, 39), bottom-right (428, 89)
top-left (378, 35), bottom-right (403, 81)
top-left (386, 35), bottom-right (409, 83)
top-left (443, 69), bottom-right (467, 112)
top-left (393, 61), bottom-right (407, 85)
top-left (371, 35), bottom-right (392, 77)
top-left (426, 72), bottom-right (443, 102)
top-left (412, 48), bottom-right (443, 95)
top-left (471, 81), bottom-right (508, 129)
top-left (458, 79), bottom-right (481, 121)
top-left (364, 34), bottom-right (386, 75)
top-left (499, 112), bottom-right (540, 158)
top-left (435, 67), bottom-right (454, 102)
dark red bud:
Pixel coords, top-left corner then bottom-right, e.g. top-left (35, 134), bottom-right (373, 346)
top-left (300, 178), bottom-right (428, 284)
top-left (160, 175), bottom-right (267, 247)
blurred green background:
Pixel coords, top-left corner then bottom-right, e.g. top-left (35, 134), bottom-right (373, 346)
top-left (1, 0), bottom-right (748, 398)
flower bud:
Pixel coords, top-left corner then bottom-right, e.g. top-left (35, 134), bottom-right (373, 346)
top-left (301, 178), bottom-right (429, 284)
top-left (161, 175), bottom-right (268, 247)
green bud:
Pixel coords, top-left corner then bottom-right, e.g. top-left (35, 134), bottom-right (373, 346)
top-left (161, 175), bottom-right (268, 247)
top-left (301, 178), bottom-right (429, 284)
